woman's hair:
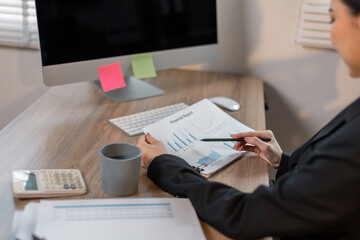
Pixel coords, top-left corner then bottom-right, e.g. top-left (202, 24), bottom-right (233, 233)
top-left (341, 0), bottom-right (360, 15)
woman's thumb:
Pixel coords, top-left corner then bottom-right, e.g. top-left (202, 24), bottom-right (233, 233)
top-left (145, 133), bottom-right (156, 144)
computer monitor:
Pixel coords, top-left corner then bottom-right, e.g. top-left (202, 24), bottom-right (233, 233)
top-left (35, 0), bottom-right (218, 102)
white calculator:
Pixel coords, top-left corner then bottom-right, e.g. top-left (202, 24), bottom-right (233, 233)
top-left (12, 169), bottom-right (87, 198)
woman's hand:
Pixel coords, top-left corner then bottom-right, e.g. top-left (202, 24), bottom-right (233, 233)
top-left (136, 133), bottom-right (167, 169)
top-left (232, 130), bottom-right (283, 169)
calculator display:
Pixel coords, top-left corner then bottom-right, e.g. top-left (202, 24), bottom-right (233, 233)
top-left (24, 173), bottom-right (38, 191)
top-left (13, 171), bottom-right (38, 191)
top-left (12, 169), bottom-right (87, 198)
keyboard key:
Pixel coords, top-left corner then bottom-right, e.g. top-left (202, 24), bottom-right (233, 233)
top-left (109, 103), bottom-right (188, 136)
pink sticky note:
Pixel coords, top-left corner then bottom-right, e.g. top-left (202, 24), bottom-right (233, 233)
top-left (98, 62), bottom-right (126, 92)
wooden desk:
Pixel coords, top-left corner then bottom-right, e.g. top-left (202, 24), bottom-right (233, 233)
top-left (0, 69), bottom-right (268, 239)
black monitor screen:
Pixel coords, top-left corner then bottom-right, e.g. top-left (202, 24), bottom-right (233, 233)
top-left (35, 0), bottom-right (217, 66)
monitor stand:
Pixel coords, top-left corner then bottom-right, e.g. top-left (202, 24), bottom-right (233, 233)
top-left (94, 76), bottom-right (164, 102)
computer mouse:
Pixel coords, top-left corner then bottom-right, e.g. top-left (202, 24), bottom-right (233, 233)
top-left (209, 96), bottom-right (240, 111)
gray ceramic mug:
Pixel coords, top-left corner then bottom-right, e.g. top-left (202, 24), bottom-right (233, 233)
top-left (99, 143), bottom-right (142, 196)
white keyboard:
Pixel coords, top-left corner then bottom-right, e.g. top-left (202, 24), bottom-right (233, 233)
top-left (109, 103), bottom-right (189, 136)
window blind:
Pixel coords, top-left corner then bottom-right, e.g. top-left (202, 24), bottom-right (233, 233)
top-left (296, 0), bottom-right (333, 49)
top-left (0, 0), bottom-right (39, 49)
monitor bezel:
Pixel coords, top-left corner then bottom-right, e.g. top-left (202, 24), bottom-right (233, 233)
top-left (42, 44), bottom-right (218, 87)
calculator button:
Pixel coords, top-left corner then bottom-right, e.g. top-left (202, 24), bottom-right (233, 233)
top-left (63, 184), bottom-right (70, 189)
top-left (70, 184), bottom-right (77, 189)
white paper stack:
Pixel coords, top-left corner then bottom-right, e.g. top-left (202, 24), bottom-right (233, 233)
top-left (12, 198), bottom-right (205, 240)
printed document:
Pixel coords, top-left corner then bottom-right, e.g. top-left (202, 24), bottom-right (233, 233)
top-left (144, 99), bottom-right (253, 177)
top-left (34, 198), bottom-right (205, 240)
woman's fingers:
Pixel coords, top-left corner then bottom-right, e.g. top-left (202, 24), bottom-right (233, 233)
top-left (232, 131), bottom-right (269, 139)
top-left (137, 135), bottom-right (146, 146)
top-left (241, 145), bottom-right (274, 167)
top-left (232, 130), bottom-right (282, 169)
top-left (233, 141), bottom-right (243, 150)
top-left (234, 136), bottom-right (270, 152)
top-left (145, 133), bottom-right (162, 145)
top-left (144, 133), bottom-right (154, 143)
top-left (241, 145), bottom-right (262, 155)
top-left (244, 137), bottom-right (269, 152)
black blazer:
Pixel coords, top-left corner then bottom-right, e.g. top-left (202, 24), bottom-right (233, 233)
top-left (147, 97), bottom-right (360, 240)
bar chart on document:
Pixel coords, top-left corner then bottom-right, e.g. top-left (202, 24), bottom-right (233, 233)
top-left (144, 99), bottom-right (254, 176)
top-left (51, 203), bottom-right (173, 221)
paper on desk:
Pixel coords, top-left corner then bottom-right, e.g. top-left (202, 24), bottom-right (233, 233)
top-left (34, 198), bottom-right (205, 240)
top-left (12, 202), bottom-right (39, 240)
top-left (144, 99), bottom-right (253, 176)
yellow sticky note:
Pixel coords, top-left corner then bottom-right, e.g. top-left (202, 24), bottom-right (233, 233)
top-left (131, 53), bottom-right (157, 79)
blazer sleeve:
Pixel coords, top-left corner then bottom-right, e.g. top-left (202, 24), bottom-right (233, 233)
top-left (275, 152), bottom-right (292, 179)
top-left (147, 152), bottom-right (360, 239)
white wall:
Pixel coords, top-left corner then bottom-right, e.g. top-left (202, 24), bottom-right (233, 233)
top-left (1, 0), bottom-right (360, 156)
top-left (0, 47), bottom-right (46, 130)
